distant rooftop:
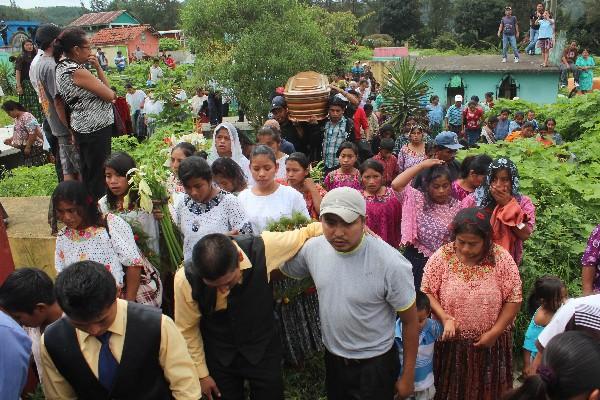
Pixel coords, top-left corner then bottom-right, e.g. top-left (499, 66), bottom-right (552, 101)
top-left (69, 10), bottom-right (130, 27)
top-left (91, 25), bottom-right (156, 46)
top-left (412, 55), bottom-right (559, 73)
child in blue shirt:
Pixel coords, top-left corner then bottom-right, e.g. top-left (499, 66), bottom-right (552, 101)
top-left (396, 291), bottom-right (442, 400)
top-left (522, 275), bottom-right (566, 377)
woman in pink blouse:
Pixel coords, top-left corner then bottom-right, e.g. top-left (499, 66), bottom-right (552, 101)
top-left (422, 207), bottom-right (522, 400)
top-left (397, 126), bottom-right (427, 173)
top-left (460, 157), bottom-right (535, 266)
top-left (391, 158), bottom-right (461, 288)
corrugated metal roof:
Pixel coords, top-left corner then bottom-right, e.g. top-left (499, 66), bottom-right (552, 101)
top-left (69, 10), bottom-right (126, 27)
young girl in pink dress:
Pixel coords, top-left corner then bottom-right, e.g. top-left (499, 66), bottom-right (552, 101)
top-left (323, 141), bottom-right (361, 191)
top-left (360, 159), bottom-right (402, 248)
top-left (452, 154), bottom-right (492, 200)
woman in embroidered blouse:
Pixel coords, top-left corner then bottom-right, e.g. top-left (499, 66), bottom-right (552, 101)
top-left (172, 156), bottom-right (252, 263)
top-left (360, 159), bottom-right (402, 248)
top-left (397, 126), bottom-right (428, 173)
top-left (53, 181), bottom-right (161, 306)
top-left (283, 152), bottom-right (327, 220)
top-left (460, 157), bottom-right (535, 266)
top-left (323, 141), bottom-right (362, 191)
top-left (451, 154), bottom-right (492, 200)
top-left (1, 101), bottom-right (45, 167)
top-left (166, 142), bottom-right (196, 196)
top-left (421, 207), bottom-right (522, 400)
top-left (582, 224), bottom-right (600, 295)
top-left (98, 152), bottom-right (162, 307)
top-left (391, 158), bottom-right (461, 288)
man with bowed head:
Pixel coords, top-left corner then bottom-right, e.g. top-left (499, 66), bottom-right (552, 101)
top-left (281, 187), bottom-right (419, 399)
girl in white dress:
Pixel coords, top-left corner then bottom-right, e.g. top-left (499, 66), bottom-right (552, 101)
top-left (238, 145), bottom-right (309, 233)
top-left (256, 127), bottom-right (288, 180)
top-left (54, 180), bottom-right (162, 307)
top-left (172, 156), bottom-right (252, 263)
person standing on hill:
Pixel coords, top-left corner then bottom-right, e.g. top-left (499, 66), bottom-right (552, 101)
top-left (498, 5), bottom-right (520, 63)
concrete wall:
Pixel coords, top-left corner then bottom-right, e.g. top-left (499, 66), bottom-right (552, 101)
top-left (425, 72), bottom-right (559, 106)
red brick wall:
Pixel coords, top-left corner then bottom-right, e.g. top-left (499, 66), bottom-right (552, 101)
top-left (127, 31), bottom-right (160, 59)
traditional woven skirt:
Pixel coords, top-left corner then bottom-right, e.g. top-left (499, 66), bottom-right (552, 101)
top-left (17, 145), bottom-right (46, 167)
top-left (273, 277), bottom-right (323, 365)
top-left (433, 330), bottom-right (514, 400)
top-left (19, 80), bottom-right (43, 122)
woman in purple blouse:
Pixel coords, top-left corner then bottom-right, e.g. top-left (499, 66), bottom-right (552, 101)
top-left (582, 224), bottom-right (600, 295)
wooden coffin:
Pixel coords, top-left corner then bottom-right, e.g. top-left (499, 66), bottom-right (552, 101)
top-left (284, 71), bottom-right (330, 121)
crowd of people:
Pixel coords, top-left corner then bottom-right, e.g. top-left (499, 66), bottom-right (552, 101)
top-left (0, 19), bottom-right (599, 400)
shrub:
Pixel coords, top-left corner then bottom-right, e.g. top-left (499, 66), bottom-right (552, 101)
top-left (363, 34), bottom-right (394, 49)
top-left (159, 38), bottom-right (181, 52)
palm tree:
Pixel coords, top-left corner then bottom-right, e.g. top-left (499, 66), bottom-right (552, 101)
top-left (381, 58), bottom-right (431, 130)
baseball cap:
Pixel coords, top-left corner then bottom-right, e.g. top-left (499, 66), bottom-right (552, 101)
top-left (454, 94), bottom-right (463, 102)
top-left (271, 96), bottom-right (287, 111)
top-left (320, 187), bottom-right (366, 223)
top-left (125, 83), bottom-right (133, 89)
top-left (435, 131), bottom-right (463, 150)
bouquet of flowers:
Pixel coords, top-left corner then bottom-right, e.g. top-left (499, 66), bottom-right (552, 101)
top-left (125, 165), bottom-right (183, 271)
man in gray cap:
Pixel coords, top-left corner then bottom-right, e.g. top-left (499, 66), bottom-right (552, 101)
top-left (412, 130), bottom-right (462, 190)
top-left (281, 187), bottom-right (418, 400)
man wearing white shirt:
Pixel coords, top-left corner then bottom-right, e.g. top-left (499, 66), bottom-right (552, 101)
top-left (143, 93), bottom-right (164, 138)
top-left (125, 83), bottom-right (146, 137)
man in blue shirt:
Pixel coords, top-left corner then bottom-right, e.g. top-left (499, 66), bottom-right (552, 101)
top-left (0, 310), bottom-right (32, 399)
top-left (426, 95), bottom-right (445, 136)
top-left (494, 108), bottom-right (512, 140)
top-left (445, 95), bottom-right (464, 134)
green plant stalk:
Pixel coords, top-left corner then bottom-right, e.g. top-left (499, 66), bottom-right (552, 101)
top-left (159, 203), bottom-right (183, 269)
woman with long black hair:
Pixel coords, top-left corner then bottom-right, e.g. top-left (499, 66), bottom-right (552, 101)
top-left (53, 27), bottom-right (115, 200)
top-left (15, 39), bottom-right (43, 121)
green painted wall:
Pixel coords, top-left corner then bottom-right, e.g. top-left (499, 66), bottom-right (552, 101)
top-left (424, 71), bottom-right (559, 106)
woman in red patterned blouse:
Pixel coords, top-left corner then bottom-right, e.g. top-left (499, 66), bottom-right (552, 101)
top-left (421, 207), bottom-right (522, 400)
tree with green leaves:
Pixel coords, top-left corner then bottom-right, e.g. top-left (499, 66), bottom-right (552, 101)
top-left (107, 0), bottom-right (181, 30)
top-left (379, 0), bottom-right (421, 43)
top-left (453, 0), bottom-right (506, 48)
top-left (182, 0), bottom-right (357, 125)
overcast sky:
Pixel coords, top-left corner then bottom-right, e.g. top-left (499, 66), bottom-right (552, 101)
top-left (9, 0), bottom-right (85, 9)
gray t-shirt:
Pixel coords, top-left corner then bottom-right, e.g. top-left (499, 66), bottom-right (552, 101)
top-left (30, 55), bottom-right (70, 137)
top-left (281, 235), bottom-right (415, 359)
top-left (502, 16), bottom-right (518, 36)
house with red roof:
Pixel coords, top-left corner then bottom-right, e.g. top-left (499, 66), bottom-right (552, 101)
top-left (69, 10), bottom-right (140, 35)
top-left (90, 24), bottom-right (159, 65)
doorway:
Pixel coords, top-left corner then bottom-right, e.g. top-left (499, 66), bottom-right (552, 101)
top-left (446, 75), bottom-right (464, 107)
top-left (497, 75), bottom-right (518, 99)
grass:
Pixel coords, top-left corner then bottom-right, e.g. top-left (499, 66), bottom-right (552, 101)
top-left (0, 95), bottom-right (17, 127)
